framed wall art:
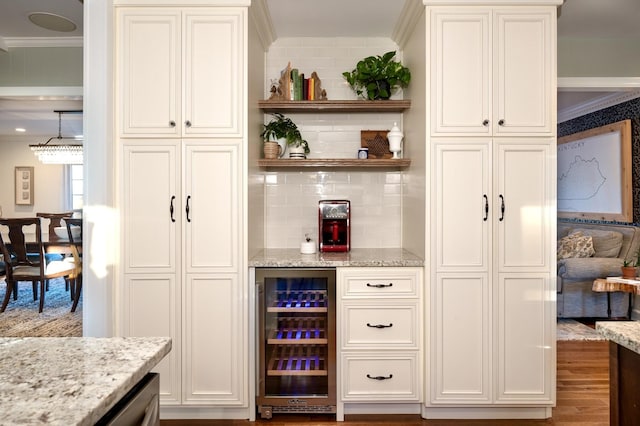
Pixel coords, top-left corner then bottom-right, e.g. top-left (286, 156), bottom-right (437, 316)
top-left (557, 119), bottom-right (632, 222)
top-left (15, 166), bottom-right (34, 206)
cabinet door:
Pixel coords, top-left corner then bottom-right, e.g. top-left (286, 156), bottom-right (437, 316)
top-left (431, 273), bottom-right (491, 403)
top-left (495, 141), bottom-right (552, 272)
top-left (121, 142), bottom-right (179, 274)
top-left (182, 9), bottom-right (244, 136)
top-left (496, 273), bottom-right (553, 403)
top-left (118, 9), bottom-right (180, 137)
top-left (183, 274), bottom-right (244, 405)
top-left (494, 9), bottom-right (554, 135)
top-left (183, 142), bottom-right (240, 274)
top-left (430, 9), bottom-right (491, 135)
top-left (433, 141), bottom-right (490, 272)
top-left (123, 274), bottom-right (181, 404)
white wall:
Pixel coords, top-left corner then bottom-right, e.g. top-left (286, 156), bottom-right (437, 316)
top-left (0, 136), bottom-right (67, 217)
top-left (263, 37), bottom-right (406, 249)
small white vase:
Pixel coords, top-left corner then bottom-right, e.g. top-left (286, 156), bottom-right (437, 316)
top-left (387, 122), bottom-right (404, 159)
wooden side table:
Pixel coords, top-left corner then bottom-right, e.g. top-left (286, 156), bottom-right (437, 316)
top-left (592, 278), bottom-right (640, 319)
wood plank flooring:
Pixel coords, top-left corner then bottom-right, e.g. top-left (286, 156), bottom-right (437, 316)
top-left (161, 341), bottom-right (609, 426)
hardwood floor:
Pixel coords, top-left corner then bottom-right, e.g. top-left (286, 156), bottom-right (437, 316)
top-left (161, 341), bottom-right (609, 426)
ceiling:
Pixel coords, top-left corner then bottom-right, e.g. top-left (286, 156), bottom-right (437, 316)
top-left (0, 0), bottom-right (639, 137)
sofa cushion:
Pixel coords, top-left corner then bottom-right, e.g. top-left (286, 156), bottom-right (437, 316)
top-left (557, 232), bottom-right (595, 260)
top-left (572, 228), bottom-right (623, 258)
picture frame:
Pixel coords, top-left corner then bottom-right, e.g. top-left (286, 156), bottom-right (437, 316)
top-left (15, 166), bottom-right (34, 206)
top-left (557, 119), bottom-right (632, 222)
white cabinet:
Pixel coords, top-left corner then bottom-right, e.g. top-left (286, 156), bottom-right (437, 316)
top-left (116, 4), bottom-right (247, 413)
top-left (118, 7), bottom-right (244, 137)
top-left (337, 267), bottom-right (423, 406)
top-left (120, 140), bottom-right (244, 405)
top-left (430, 139), bottom-right (554, 405)
top-left (430, 7), bottom-right (555, 136)
top-left (425, 2), bottom-right (558, 417)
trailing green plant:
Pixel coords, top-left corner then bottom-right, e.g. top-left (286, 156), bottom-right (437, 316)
top-left (260, 113), bottom-right (309, 154)
top-left (342, 51), bottom-right (411, 100)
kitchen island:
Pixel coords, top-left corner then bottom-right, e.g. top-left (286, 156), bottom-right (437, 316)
top-left (596, 321), bottom-right (640, 426)
top-left (0, 336), bottom-right (171, 425)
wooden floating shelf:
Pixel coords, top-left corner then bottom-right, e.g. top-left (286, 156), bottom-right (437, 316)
top-left (258, 99), bottom-right (411, 113)
top-left (258, 158), bottom-right (411, 168)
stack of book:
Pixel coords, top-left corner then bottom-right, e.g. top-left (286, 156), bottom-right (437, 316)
top-left (277, 62), bottom-right (325, 101)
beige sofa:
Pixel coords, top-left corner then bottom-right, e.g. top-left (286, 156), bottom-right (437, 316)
top-left (557, 221), bottom-right (640, 318)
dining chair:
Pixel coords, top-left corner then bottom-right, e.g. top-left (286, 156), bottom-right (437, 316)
top-left (64, 218), bottom-right (83, 312)
top-left (36, 212), bottom-right (74, 240)
top-left (0, 218), bottom-right (75, 313)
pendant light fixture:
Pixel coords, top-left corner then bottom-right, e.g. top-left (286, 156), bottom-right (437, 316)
top-left (30, 110), bottom-right (83, 164)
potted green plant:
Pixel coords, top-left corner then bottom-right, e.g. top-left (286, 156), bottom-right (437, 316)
top-left (622, 259), bottom-right (637, 279)
top-left (260, 113), bottom-right (309, 159)
top-left (342, 51), bottom-right (411, 100)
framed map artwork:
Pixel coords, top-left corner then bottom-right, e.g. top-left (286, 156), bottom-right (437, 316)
top-left (557, 119), bottom-right (632, 222)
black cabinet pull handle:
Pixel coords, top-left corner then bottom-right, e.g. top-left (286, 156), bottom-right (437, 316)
top-left (498, 119), bottom-right (505, 126)
top-left (186, 195), bottom-right (191, 222)
top-left (367, 374), bottom-right (393, 381)
top-left (483, 194), bottom-right (488, 221)
top-left (499, 194), bottom-right (505, 221)
top-left (482, 119), bottom-right (489, 126)
top-left (185, 120), bottom-right (192, 127)
top-left (367, 323), bottom-right (393, 329)
top-left (170, 195), bottom-right (176, 223)
top-left (366, 283), bottom-right (393, 288)
top-left (169, 120), bottom-right (176, 127)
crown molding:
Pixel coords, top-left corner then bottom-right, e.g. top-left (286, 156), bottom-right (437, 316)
top-left (249, 0), bottom-right (275, 49)
top-left (393, 0), bottom-right (425, 48)
top-left (558, 77), bottom-right (640, 90)
top-left (424, 0), bottom-right (562, 4)
top-left (3, 37), bottom-right (83, 48)
top-left (558, 90), bottom-right (640, 123)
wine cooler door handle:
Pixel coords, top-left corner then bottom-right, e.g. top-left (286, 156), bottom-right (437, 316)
top-left (186, 195), bottom-right (192, 222)
top-left (367, 323), bottom-right (393, 329)
top-left (366, 283), bottom-right (393, 288)
top-left (170, 195), bottom-right (176, 222)
top-left (367, 374), bottom-right (393, 381)
top-left (499, 194), bottom-right (505, 221)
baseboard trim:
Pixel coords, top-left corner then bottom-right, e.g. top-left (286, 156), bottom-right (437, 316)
top-left (159, 406), bottom-right (251, 420)
top-left (421, 406), bottom-right (552, 419)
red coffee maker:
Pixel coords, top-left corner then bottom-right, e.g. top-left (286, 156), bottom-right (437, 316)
top-left (319, 200), bottom-right (350, 252)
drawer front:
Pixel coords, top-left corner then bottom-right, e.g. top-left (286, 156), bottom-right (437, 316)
top-left (341, 353), bottom-right (419, 401)
top-left (339, 267), bottom-right (422, 298)
top-left (342, 303), bottom-right (418, 349)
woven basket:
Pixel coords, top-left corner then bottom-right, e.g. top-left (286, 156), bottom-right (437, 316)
top-left (263, 141), bottom-right (281, 159)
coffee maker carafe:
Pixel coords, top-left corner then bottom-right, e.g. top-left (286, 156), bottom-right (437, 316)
top-left (319, 200), bottom-right (350, 252)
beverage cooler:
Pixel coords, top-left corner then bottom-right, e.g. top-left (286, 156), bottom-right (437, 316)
top-left (255, 268), bottom-right (336, 419)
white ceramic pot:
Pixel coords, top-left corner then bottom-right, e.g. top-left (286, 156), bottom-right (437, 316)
top-left (289, 144), bottom-right (306, 159)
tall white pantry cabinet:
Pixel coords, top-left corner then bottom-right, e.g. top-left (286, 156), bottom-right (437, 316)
top-left (115, 2), bottom-right (248, 414)
top-left (424, 0), bottom-right (559, 419)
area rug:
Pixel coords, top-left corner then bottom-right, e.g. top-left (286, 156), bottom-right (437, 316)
top-left (0, 278), bottom-right (82, 337)
top-left (557, 318), bottom-right (605, 341)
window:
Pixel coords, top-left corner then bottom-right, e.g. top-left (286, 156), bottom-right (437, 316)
top-left (66, 164), bottom-right (84, 211)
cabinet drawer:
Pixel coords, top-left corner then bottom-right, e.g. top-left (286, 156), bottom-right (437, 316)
top-left (342, 303), bottom-right (418, 349)
top-left (339, 267), bottom-right (421, 298)
top-left (341, 353), bottom-right (419, 401)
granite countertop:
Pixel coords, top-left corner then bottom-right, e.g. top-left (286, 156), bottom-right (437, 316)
top-left (596, 321), bottom-right (640, 354)
top-left (249, 248), bottom-right (424, 268)
top-left (0, 336), bottom-right (171, 426)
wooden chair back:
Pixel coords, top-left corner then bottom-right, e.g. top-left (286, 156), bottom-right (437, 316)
top-left (0, 218), bottom-right (44, 274)
top-left (36, 212), bottom-right (73, 239)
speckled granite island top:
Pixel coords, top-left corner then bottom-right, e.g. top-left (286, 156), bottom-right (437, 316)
top-left (249, 248), bottom-right (424, 267)
top-left (0, 336), bottom-right (171, 425)
top-left (596, 321), bottom-right (640, 354)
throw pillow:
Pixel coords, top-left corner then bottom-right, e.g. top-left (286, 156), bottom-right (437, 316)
top-left (557, 232), bottom-right (596, 260)
top-left (572, 228), bottom-right (623, 258)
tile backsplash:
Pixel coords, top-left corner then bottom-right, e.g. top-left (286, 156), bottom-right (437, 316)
top-left (262, 37), bottom-right (406, 249)
top-left (264, 170), bottom-right (403, 249)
